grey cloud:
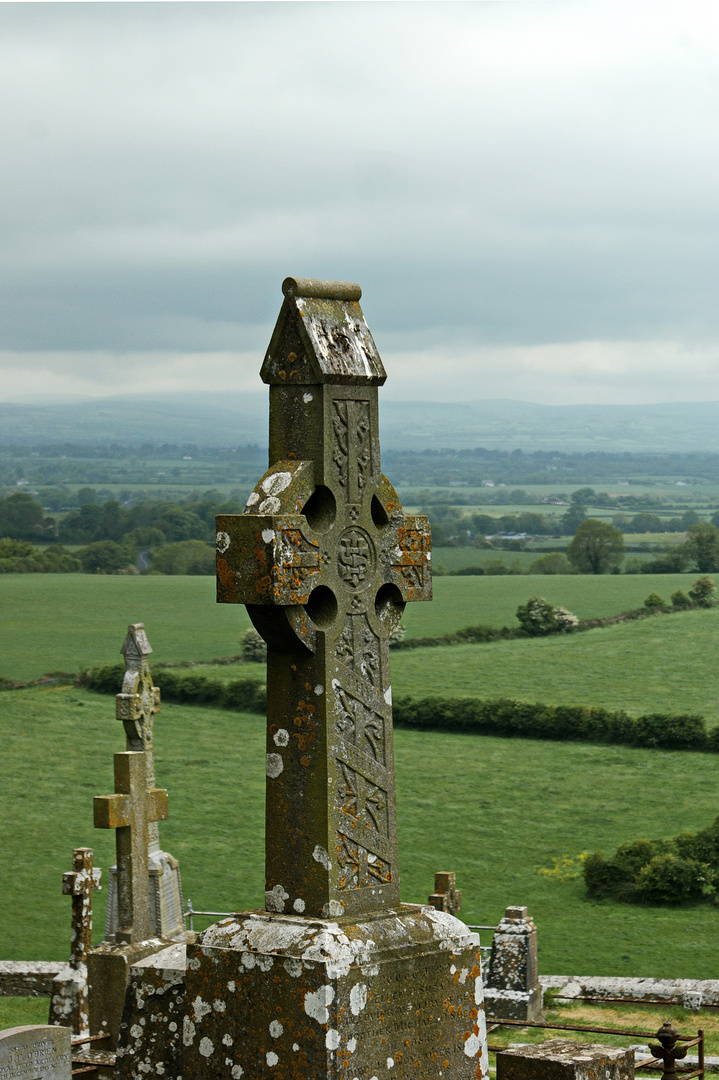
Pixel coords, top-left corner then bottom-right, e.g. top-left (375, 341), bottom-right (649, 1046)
top-left (1, 1), bottom-right (719, 398)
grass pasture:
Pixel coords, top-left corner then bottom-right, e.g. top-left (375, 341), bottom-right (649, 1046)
top-left (0, 572), bottom-right (705, 681)
top-left (3, 684), bottom-right (719, 979)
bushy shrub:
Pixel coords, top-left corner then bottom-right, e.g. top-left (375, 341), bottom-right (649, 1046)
top-left (241, 628), bottom-right (267, 662)
top-left (643, 592), bottom-right (665, 609)
top-left (516, 596), bottom-right (558, 635)
top-left (671, 590), bottom-right (692, 609)
top-left (689, 576), bottom-right (717, 607)
top-left (635, 854), bottom-right (712, 905)
top-left (528, 553), bottom-right (572, 575)
top-left (553, 606), bottom-right (579, 632)
top-left (150, 540), bottom-right (215, 575)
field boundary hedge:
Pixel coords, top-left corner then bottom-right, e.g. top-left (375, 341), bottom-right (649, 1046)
top-left (27, 663), bottom-right (718, 754)
top-left (392, 598), bottom-right (718, 651)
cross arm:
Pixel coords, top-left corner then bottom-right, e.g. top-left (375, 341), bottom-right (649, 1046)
top-left (94, 793), bottom-right (129, 829)
top-left (147, 788), bottom-right (169, 823)
top-left (62, 868), bottom-right (102, 895)
top-left (216, 513), bottom-right (323, 606)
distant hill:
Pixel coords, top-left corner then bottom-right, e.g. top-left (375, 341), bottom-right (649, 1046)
top-left (3, 394), bottom-right (719, 453)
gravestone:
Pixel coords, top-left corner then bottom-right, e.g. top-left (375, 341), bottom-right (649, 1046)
top-left (484, 905), bottom-right (542, 1021)
top-left (106, 623), bottom-right (185, 942)
top-left (48, 847), bottom-right (101, 1036)
top-left (0, 1025), bottom-right (71, 1080)
top-left (497, 1040), bottom-right (633, 1080)
top-left (428, 871), bottom-right (462, 915)
top-left (86, 752), bottom-right (170, 1062)
top-left (184, 277), bottom-right (489, 1079)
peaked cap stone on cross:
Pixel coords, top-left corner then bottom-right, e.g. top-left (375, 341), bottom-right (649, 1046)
top-left (216, 277), bottom-right (431, 920)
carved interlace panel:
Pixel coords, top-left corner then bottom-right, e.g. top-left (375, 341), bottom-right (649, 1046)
top-left (336, 761), bottom-right (389, 839)
top-left (332, 399), bottom-right (371, 501)
top-left (336, 832), bottom-right (392, 891)
top-left (334, 614), bottom-right (380, 687)
top-left (335, 687), bottom-right (385, 763)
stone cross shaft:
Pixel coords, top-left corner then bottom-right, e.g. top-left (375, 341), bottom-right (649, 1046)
top-left (216, 277), bottom-right (431, 920)
top-left (62, 848), bottom-right (102, 969)
top-left (93, 752), bottom-right (168, 944)
top-left (115, 623), bottom-right (162, 854)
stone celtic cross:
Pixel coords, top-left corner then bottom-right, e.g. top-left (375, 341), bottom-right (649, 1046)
top-left (116, 624), bottom-right (162, 854)
top-left (216, 277), bottom-right (431, 920)
top-left (93, 752), bottom-right (168, 943)
top-left (63, 848), bottom-right (102, 969)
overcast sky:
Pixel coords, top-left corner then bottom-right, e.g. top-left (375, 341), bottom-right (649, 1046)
top-left (2, 1), bottom-right (719, 406)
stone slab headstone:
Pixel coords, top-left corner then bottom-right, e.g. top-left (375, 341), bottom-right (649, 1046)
top-left (183, 277), bottom-right (490, 1080)
top-left (0, 1025), bottom-right (71, 1080)
top-left (49, 847), bottom-right (101, 1036)
top-left (485, 905), bottom-right (543, 1021)
top-left (497, 1040), bottom-right (634, 1080)
top-left (106, 624), bottom-right (186, 943)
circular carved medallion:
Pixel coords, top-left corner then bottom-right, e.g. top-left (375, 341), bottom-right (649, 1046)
top-left (337, 527), bottom-right (376, 589)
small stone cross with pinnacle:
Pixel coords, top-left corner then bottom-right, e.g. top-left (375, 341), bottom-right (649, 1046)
top-left (216, 277), bottom-right (431, 921)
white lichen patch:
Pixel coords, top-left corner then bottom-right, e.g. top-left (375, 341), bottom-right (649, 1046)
top-left (266, 753), bottom-right (284, 778)
top-left (464, 1033), bottom-right (481, 1058)
top-left (312, 845), bottom-right (331, 870)
top-left (303, 391), bottom-right (314, 403)
top-left (227, 981), bottom-right (235, 993)
top-left (261, 528), bottom-right (276, 544)
top-left (231, 1065), bottom-right (244, 1078)
top-left (284, 958), bottom-right (303, 978)
top-left (269, 1020), bottom-right (283, 1039)
top-left (273, 728), bottom-right (289, 747)
top-left (130, 1025), bottom-right (143, 1039)
top-left (216, 531), bottom-right (230, 553)
top-left (213, 999), bottom-right (226, 1012)
top-left (293, 1043), bottom-right (300, 1052)
top-left (222, 1034), bottom-right (233, 1046)
top-left (384, 686), bottom-right (392, 705)
top-left (246, 491), bottom-right (260, 507)
top-left (192, 996), bottom-right (212, 1022)
top-left (387, 1059), bottom-right (395, 1069)
top-left (326, 1029), bottom-right (340, 1051)
top-left (314, 684), bottom-right (324, 695)
top-left (347, 1037), bottom-right (357, 1053)
top-left (266, 1051), bottom-right (279, 1067)
top-left (304, 984), bottom-right (335, 1024)
top-left (182, 1018), bottom-right (195, 1046)
top-left (199, 1038), bottom-right (214, 1058)
top-left (259, 496), bottom-right (281, 514)
top-left (349, 983), bottom-right (368, 1015)
top-left (168, 1022), bottom-right (177, 1033)
top-left (293, 898), bottom-right (306, 913)
top-left (321, 900), bottom-right (344, 919)
top-left (262, 472), bottom-right (292, 496)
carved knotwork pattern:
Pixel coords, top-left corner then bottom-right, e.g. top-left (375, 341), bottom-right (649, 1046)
top-left (336, 832), bottom-right (393, 891)
top-left (392, 527), bottom-right (428, 589)
top-left (334, 614), bottom-right (380, 687)
top-left (332, 399), bottom-right (371, 501)
top-left (337, 761), bottom-right (389, 838)
top-left (335, 687), bottom-right (385, 763)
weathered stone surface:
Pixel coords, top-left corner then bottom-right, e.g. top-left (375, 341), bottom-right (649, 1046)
top-left (0, 964), bottom-right (67, 997)
top-left (183, 906), bottom-right (487, 1080)
top-left (115, 943), bottom-right (186, 1080)
top-left (87, 939), bottom-right (167, 1055)
top-left (540, 974), bottom-right (719, 1005)
top-left (0, 1025), bottom-right (71, 1080)
top-left (497, 1040), bottom-right (634, 1080)
top-left (49, 847), bottom-right (101, 1035)
top-left (485, 906), bottom-right (542, 1021)
top-left (106, 625), bottom-right (186, 943)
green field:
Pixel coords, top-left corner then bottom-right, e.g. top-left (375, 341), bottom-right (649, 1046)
top-left (3, 684), bottom-right (719, 978)
top-left (0, 572), bottom-right (705, 682)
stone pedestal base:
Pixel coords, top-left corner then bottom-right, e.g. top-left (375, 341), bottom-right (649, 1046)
top-left (483, 986), bottom-right (543, 1021)
top-left (87, 939), bottom-right (168, 1052)
top-left (183, 904), bottom-right (489, 1080)
top-left (497, 1040), bottom-right (634, 1080)
top-left (48, 965), bottom-right (88, 1036)
top-left (116, 943), bottom-right (187, 1080)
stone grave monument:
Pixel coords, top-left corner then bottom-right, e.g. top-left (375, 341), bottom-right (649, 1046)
top-left (182, 277), bottom-right (489, 1078)
top-left (0, 1025), bottom-right (71, 1080)
top-left (428, 871), bottom-right (463, 915)
top-left (48, 847), bottom-right (101, 1036)
top-left (106, 623), bottom-right (185, 942)
top-left (497, 1041), bottom-right (634, 1080)
top-left (86, 750), bottom-right (170, 1066)
top-left (484, 905), bottom-right (542, 1021)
